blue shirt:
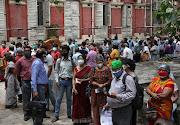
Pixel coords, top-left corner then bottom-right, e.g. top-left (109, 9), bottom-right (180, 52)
top-left (74, 43), bottom-right (79, 48)
top-left (31, 58), bottom-right (48, 92)
top-left (128, 39), bottom-right (134, 51)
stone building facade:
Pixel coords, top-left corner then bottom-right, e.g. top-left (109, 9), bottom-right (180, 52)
top-left (0, 0), bottom-right (154, 42)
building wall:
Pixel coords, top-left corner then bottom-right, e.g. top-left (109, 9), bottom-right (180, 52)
top-left (111, 8), bottom-right (121, 35)
top-left (0, 0), bottom-right (7, 41)
top-left (8, 4), bottom-right (28, 37)
top-left (3, 0), bottom-right (152, 42)
top-left (50, 6), bottom-right (64, 37)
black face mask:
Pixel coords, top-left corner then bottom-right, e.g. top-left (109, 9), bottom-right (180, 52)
top-left (62, 52), bottom-right (68, 57)
top-left (24, 51), bottom-right (31, 59)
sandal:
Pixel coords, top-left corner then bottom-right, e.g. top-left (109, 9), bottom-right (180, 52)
top-left (51, 117), bottom-right (59, 123)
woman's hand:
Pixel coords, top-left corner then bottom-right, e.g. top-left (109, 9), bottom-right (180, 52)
top-left (151, 93), bottom-right (159, 100)
top-left (98, 84), bottom-right (104, 90)
top-left (157, 87), bottom-right (174, 100)
top-left (73, 88), bottom-right (78, 95)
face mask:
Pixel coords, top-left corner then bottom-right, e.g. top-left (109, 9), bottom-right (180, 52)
top-left (62, 52), bottom-right (68, 57)
top-left (43, 56), bottom-right (47, 63)
top-left (97, 63), bottom-right (103, 68)
top-left (78, 59), bottom-right (84, 65)
top-left (158, 71), bottom-right (167, 78)
top-left (33, 45), bottom-right (37, 50)
top-left (122, 65), bottom-right (127, 70)
top-left (53, 47), bottom-right (57, 51)
top-left (113, 70), bottom-right (123, 78)
top-left (2, 44), bottom-right (5, 47)
top-left (24, 51), bottom-right (31, 58)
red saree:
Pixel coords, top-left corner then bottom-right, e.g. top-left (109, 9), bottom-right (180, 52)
top-left (148, 77), bottom-right (174, 125)
top-left (72, 65), bottom-right (92, 123)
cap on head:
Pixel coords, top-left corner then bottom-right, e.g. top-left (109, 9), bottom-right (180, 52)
top-left (112, 60), bottom-right (123, 69)
top-left (159, 64), bottom-right (170, 72)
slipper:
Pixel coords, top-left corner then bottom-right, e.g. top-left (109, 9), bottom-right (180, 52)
top-left (51, 117), bottom-right (59, 123)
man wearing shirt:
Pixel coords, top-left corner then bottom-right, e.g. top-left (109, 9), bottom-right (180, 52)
top-left (106, 60), bottom-right (136, 125)
top-left (52, 45), bottom-right (75, 123)
top-left (41, 45), bottom-right (56, 111)
top-left (15, 46), bottom-right (36, 121)
top-left (121, 43), bottom-right (133, 60)
top-left (133, 40), bottom-right (144, 62)
top-left (31, 50), bottom-right (48, 125)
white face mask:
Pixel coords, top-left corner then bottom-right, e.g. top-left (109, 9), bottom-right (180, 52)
top-left (53, 47), bottom-right (57, 51)
top-left (97, 63), bottom-right (103, 68)
top-left (78, 59), bottom-right (84, 65)
top-left (122, 65), bottom-right (127, 70)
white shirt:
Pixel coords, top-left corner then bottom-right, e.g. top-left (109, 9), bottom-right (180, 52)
top-left (69, 44), bottom-right (75, 56)
top-left (122, 47), bottom-right (133, 60)
top-left (176, 41), bottom-right (180, 52)
top-left (44, 54), bottom-right (54, 80)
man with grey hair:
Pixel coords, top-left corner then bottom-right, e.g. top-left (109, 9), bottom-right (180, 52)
top-left (121, 43), bottom-right (133, 60)
top-left (86, 45), bottom-right (97, 68)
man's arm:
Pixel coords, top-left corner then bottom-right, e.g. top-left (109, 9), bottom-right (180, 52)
top-left (47, 56), bottom-right (53, 78)
top-left (54, 58), bottom-right (60, 83)
top-left (116, 76), bottom-right (136, 102)
top-left (31, 62), bottom-right (39, 92)
top-left (15, 59), bottom-right (21, 76)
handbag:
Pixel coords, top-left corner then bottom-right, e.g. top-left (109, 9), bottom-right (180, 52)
top-left (146, 104), bottom-right (158, 121)
top-left (27, 98), bottom-right (47, 118)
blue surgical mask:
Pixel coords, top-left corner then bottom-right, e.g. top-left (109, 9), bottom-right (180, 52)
top-left (113, 70), bottom-right (123, 78)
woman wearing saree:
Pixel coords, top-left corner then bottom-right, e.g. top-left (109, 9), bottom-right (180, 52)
top-left (72, 54), bottom-right (92, 124)
top-left (146, 64), bottom-right (174, 125)
top-left (0, 41), bottom-right (9, 80)
top-left (4, 53), bottom-right (19, 108)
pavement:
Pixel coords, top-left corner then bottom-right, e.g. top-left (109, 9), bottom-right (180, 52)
top-left (0, 81), bottom-right (73, 125)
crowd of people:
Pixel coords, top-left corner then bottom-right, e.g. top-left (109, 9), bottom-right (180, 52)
top-left (1, 36), bottom-right (179, 125)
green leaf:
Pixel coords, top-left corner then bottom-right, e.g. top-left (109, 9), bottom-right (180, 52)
top-left (166, 8), bottom-right (174, 13)
top-left (177, 7), bottom-right (180, 13)
top-left (152, 12), bottom-right (157, 19)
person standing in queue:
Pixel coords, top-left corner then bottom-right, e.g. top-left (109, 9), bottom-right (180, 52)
top-left (52, 45), bottom-right (75, 123)
top-left (105, 60), bottom-right (136, 125)
top-left (31, 50), bottom-right (48, 125)
top-left (15, 46), bottom-right (36, 121)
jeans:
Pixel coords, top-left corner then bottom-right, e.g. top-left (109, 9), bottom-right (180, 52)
top-left (54, 79), bottom-right (72, 118)
top-left (45, 80), bottom-right (56, 109)
top-left (22, 80), bottom-right (31, 116)
top-left (33, 84), bottom-right (46, 125)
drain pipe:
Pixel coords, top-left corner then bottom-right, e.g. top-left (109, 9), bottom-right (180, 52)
top-left (150, 0), bottom-right (152, 36)
top-left (144, 0), bottom-right (147, 36)
top-left (92, 1), bottom-right (95, 40)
